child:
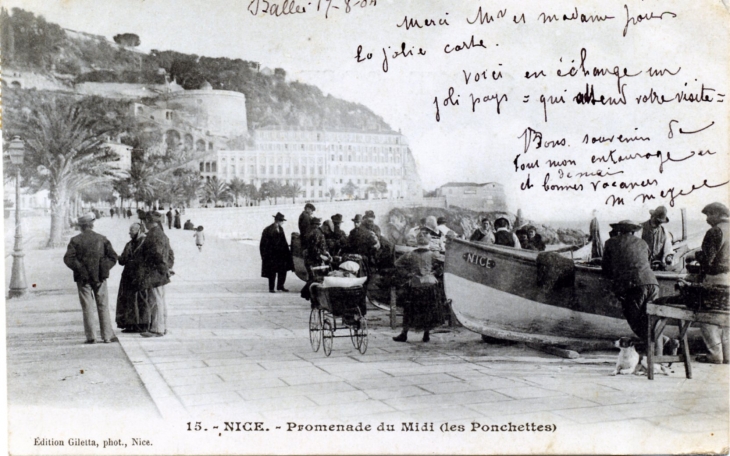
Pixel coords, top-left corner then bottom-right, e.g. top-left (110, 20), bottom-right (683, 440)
top-left (194, 226), bottom-right (205, 251)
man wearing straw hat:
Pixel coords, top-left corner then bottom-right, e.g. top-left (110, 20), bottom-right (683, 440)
top-left (260, 212), bottom-right (294, 293)
top-left (602, 220), bottom-right (658, 341)
top-left (63, 213), bottom-right (119, 344)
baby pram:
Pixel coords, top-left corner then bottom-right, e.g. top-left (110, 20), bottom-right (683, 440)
top-left (309, 276), bottom-right (369, 356)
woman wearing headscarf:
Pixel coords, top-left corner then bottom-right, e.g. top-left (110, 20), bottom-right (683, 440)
top-left (115, 222), bottom-right (149, 333)
top-left (392, 231), bottom-right (445, 343)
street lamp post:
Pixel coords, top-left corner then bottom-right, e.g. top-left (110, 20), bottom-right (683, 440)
top-left (7, 136), bottom-right (28, 298)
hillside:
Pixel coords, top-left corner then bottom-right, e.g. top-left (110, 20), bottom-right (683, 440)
top-left (0, 7), bottom-right (393, 132)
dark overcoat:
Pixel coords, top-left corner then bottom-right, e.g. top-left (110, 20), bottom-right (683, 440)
top-left (116, 234), bottom-right (148, 328)
top-left (63, 230), bottom-right (118, 285)
top-left (602, 233), bottom-right (657, 294)
top-left (137, 224), bottom-right (175, 289)
top-left (298, 211), bottom-right (312, 237)
top-left (260, 223), bottom-right (294, 277)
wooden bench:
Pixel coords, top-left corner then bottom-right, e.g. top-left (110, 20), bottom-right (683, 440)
top-left (646, 303), bottom-right (729, 380)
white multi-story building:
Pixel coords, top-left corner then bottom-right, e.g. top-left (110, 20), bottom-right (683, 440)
top-left (200, 127), bottom-right (419, 200)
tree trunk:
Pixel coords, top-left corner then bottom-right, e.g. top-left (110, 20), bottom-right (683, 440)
top-left (47, 197), bottom-right (67, 248)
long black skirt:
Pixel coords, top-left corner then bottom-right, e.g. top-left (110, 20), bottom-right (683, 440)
top-left (402, 284), bottom-right (445, 331)
top-left (116, 285), bottom-right (150, 330)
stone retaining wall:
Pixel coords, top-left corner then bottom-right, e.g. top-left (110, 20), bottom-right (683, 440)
top-left (182, 198), bottom-right (445, 241)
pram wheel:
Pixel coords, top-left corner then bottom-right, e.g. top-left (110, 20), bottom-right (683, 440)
top-left (322, 319), bottom-right (334, 357)
top-left (309, 309), bottom-right (322, 352)
top-left (356, 310), bottom-right (368, 354)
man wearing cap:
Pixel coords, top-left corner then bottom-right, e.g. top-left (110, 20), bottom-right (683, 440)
top-left (301, 217), bottom-right (330, 300)
top-left (363, 210), bottom-right (382, 236)
top-left (63, 213), bottom-right (119, 344)
top-left (692, 202), bottom-right (730, 363)
top-left (260, 212), bottom-right (294, 293)
top-left (350, 216), bottom-right (380, 260)
top-left (326, 214), bottom-right (349, 256)
top-left (298, 203), bottom-right (316, 238)
top-left (602, 220), bottom-right (658, 341)
top-left (470, 218), bottom-right (495, 244)
top-left (138, 211), bottom-right (175, 337)
top-left (640, 206), bottom-right (674, 270)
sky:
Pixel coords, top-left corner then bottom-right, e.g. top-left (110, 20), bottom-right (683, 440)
top-left (3, 0), bottom-right (729, 224)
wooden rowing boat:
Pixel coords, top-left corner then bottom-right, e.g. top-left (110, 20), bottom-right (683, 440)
top-left (444, 238), bottom-right (688, 350)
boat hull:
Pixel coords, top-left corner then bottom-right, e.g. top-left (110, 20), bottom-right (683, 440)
top-left (445, 239), bottom-right (686, 347)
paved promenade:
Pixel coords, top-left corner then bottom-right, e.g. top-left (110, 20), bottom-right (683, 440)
top-left (5, 215), bottom-right (729, 454)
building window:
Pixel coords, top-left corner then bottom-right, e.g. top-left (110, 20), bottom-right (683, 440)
top-left (212, 162), bottom-right (217, 172)
top-left (319, 179), bottom-right (323, 186)
top-left (200, 162), bottom-right (204, 172)
top-left (205, 163), bottom-right (211, 172)
top-left (277, 165), bottom-right (282, 175)
top-left (318, 166), bottom-right (323, 175)
top-left (260, 165), bottom-right (265, 174)
top-left (294, 166), bottom-right (299, 174)
top-left (311, 179), bottom-right (315, 186)
top-left (269, 165), bottom-right (274, 174)
top-left (331, 155), bottom-right (335, 161)
top-left (318, 190), bottom-right (323, 198)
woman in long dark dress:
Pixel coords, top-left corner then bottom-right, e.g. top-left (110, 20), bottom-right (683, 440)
top-left (115, 222), bottom-right (149, 332)
top-left (392, 231), bottom-right (445, 343)
top-left (174, 209), bottom-right (182, 229)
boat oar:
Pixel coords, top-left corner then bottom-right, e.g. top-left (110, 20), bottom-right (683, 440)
top-left (526, 343), bottom-right (580, 359)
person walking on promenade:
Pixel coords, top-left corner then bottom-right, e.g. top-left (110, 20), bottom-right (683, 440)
top-left (588, 209), bottom-right (603, 259)
top-left (174, 209), bottom-right (182, 229)
top-left (299, 203), bottom-right (316, 237)
top-left (194, 226), bottom-right (206, 252)
top-left (640, 205), bottom-right (674, 270)
top-left (601, 220), bottom-right (658, 342)
top-left (115, 222), bottom-right (148, 333)
top-left (690, 202), bottom-right (730, 364)
top-left (392, 231), bottom-right (445, 343)
top-left (138, 211), bottom-right (175, 338)
top-left (110, 207), bottom-right (115, 218)
top-left (260, 212), bottom-right (294, 293)
top-left (63, 213), bottom-right (119, 344)
top-left (166, 208), bottom-right (173, 230)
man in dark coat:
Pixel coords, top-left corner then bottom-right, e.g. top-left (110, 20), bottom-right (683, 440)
top-left (298, 203), bottom-right (316, 238)
top-left (138, 211), bottom-right (175, 337)
top-left (166, 208), bottom-right (173, 230)
top-left (693, 202), bottom-right (730, 363)
top-left (327, 214), bottom-right (349, 256)
top-left (349, 218), bottom-right (380, 260)
top-left (260, 213), bottom-right (294, 293)
top-left (63, 213), bottom-right (118, 344)
top-left (601, 220), bottom-right (658, 341)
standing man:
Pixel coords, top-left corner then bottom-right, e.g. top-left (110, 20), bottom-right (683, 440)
top-left (166, 207), bottom-right (173, 230)
top-left (327, 214), bottom-right (349, 256)
top-left (693, 202), bottom-right (730, 364)
top-left (298, 203), bottom-right (316, 238)
top-left (138, 211), bottom-right (175, 338)
top-left (364, 210), bottom-right (382, 236)
top-left (601, 220), bottom-right (658, 342)
top-left (640, 205), bottom-right (674, 270)
top-left (588, 209), bottom-right (603, 259)
top-left (260, 212), bottom-right (294, 293)
top-left (302, 217), bottom-right (330, 301)
top-left (63, 213), bottom-right (118, 344)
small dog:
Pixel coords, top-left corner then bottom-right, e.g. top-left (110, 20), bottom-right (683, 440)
top-left (610, 337), bottom-right (677, 376)
top-left (611, 337), bottom-right (640, 375)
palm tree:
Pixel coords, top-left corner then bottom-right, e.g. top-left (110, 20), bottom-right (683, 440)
top-left (203, 176), bottom-right (229, 206)
top-left (226, 176), bottom-right (247, 206)
top-left (18, 99), bottom-right (118, 247)
top-left (127, 159), bottom-right (157, 208)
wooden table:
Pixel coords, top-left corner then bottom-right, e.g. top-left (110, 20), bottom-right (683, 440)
top-left (646, 303), bottom-right (729, 380)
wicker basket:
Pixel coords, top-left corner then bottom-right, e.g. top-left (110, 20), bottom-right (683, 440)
top-left (677, 281), bottom-right (730, 312)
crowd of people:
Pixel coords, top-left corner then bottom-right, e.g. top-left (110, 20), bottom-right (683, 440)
top-left (63, 210), bottom-right (175, 343)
